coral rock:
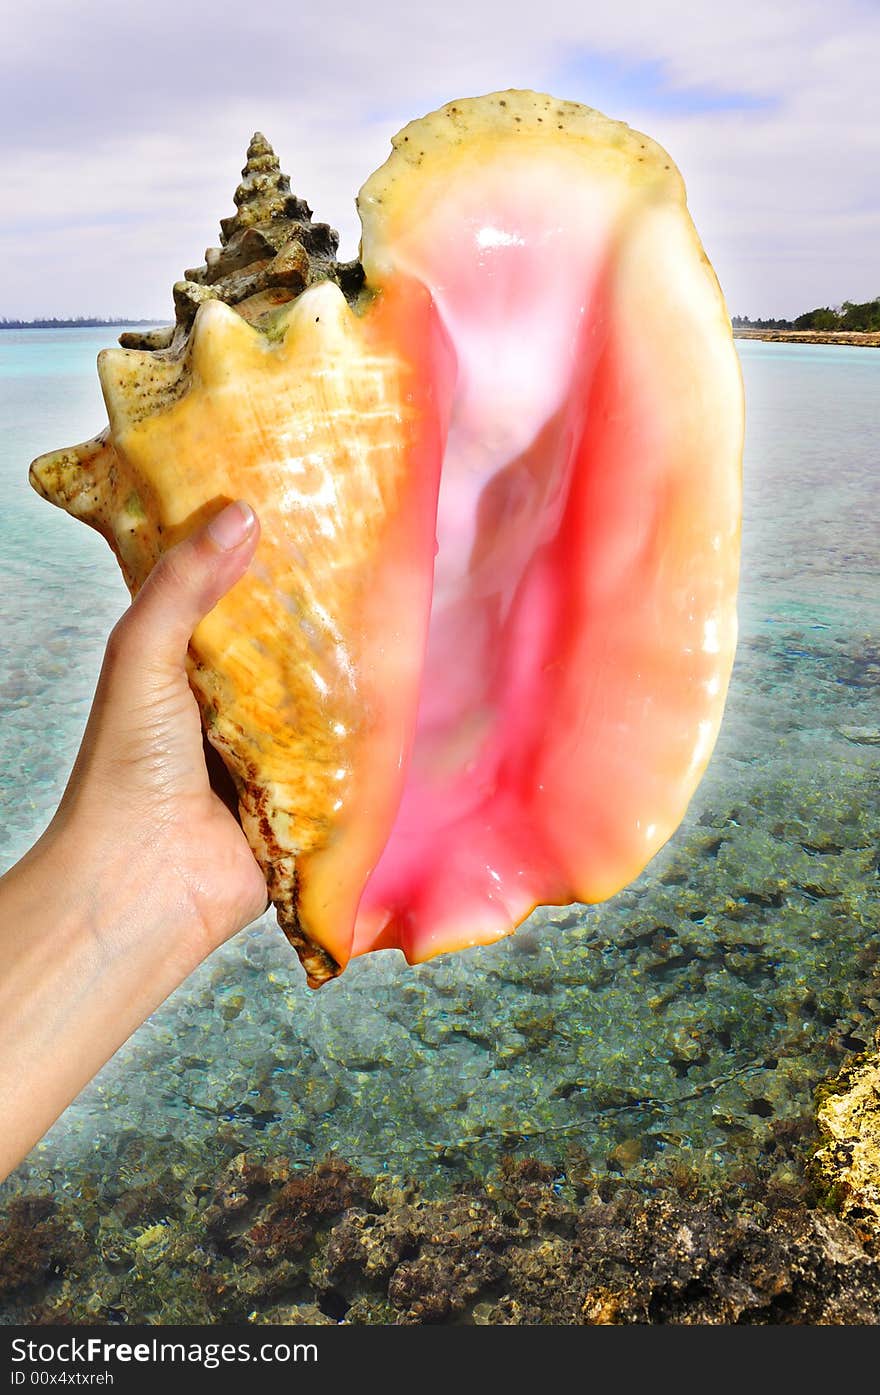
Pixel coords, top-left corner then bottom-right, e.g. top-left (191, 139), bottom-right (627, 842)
top-left (814, 1030), bottom-right (880, 1234)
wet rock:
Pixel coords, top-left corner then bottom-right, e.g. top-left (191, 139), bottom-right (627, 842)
top-left (838, 726), bottom-right (880, 746)
top-left (252, 1301), bottom-right (335, 1324)
top-left (242, 1157), bottom-right (373, 1265)
top-left (607, 1138), bottom-right (644, 1174)
top-left (202, 1151), bottom-right (273, 1243)
top-left (814, 1028), bottom-right (880, 1234)
top-left (0, 1196), bottom-right (85, 1301)
top-left (3, 1147), bottom-right (880, 1324)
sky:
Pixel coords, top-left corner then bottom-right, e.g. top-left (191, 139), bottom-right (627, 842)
top-left (2, 0), bottom-right (878, 321)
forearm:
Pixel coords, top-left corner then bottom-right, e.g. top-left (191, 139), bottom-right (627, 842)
top-left (0, 502), bottom-right (265, 1181)
top-left (0, 823), bottom-right (206, 1181)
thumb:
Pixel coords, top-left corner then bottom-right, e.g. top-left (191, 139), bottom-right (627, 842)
top-left (122, 500), bottom-right (259, 671)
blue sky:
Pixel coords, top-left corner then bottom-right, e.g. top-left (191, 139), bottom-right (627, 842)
top-left (558, 52), bottom-right (774, 117)
top-left (2, 0), bottom-right (878, 320)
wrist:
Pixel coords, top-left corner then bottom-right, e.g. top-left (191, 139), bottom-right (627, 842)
top-left (0, 817), bottom-right (210, 1180)
top-left (17, 809), bottom-right (210, 980)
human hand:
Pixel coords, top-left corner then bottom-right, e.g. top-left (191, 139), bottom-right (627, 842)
top-left (50, 498), bottom-right (270, 959)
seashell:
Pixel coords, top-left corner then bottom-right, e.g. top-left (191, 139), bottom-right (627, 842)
top-left (30, 92), bottom-right (742, 987)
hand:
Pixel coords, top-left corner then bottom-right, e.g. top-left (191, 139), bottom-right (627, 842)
top-left (0, 500), bottom-right (268, 1180)
top-left (51, 498), bottom-right (269, 960)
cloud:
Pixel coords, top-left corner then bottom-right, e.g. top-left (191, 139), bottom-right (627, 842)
top-left (2, 0), bottom-right (878, 318)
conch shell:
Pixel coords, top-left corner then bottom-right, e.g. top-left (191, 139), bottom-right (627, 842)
top-left (31, 92), bottom-right (742, 987)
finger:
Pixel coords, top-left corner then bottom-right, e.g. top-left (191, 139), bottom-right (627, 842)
top-left (120, 500), bottom-right (259, 672)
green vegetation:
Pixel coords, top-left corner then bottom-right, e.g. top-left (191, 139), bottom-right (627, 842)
top-left (0, 317), bottom-right (164, 329)
top-left (732, 314), bottom-right (793, 330)
top-left (733, 297), bottom-right (880, 332)
top-left (794, 307), bottom-right (840, 331)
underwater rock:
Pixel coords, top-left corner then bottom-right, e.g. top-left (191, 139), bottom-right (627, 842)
top-left (5, 1148), bottom-right (880, 1324)
top-left (814, 1029), bottom-right (880, 1234)
top-left (838, 726), bottom-right (880, 746)
top-left (0, 1195), bottom-right (84, 1301)
top-left (30, 92), bottom-right (742, 984)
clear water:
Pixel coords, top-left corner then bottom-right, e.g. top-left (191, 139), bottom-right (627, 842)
top-left (0, 330), bottom-right (878, 1201)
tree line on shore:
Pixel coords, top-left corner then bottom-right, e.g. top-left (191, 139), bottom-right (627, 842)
top-left (0, 317), bottom-right (163, 329)
top-left (5, 300), bottom-right (880, 335)
top-left (732, 297), bottom-right (880, 332)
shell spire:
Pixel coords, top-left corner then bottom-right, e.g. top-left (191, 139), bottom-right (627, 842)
top-left (120, 133), bottom-right (364, 349)
top-left (219, 131), bottom-right (313, 244)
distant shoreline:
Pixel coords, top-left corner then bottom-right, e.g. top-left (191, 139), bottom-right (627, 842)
top-left (734, 328), bottom-right (880, 349)
top-left (5, 321), bottom-right (879, 348)
top-left (0, 318), bottom-right (165, 330)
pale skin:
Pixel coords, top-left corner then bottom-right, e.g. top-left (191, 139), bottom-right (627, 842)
top-left (0, 500), bottom-right (268, 1182)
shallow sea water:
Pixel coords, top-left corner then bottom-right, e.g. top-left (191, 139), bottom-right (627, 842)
top-left (0, 330), bottom-right (878, 1209)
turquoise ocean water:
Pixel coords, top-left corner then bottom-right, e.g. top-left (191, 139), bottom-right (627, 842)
top-left (0, 329), bottom-right (878, 1203)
